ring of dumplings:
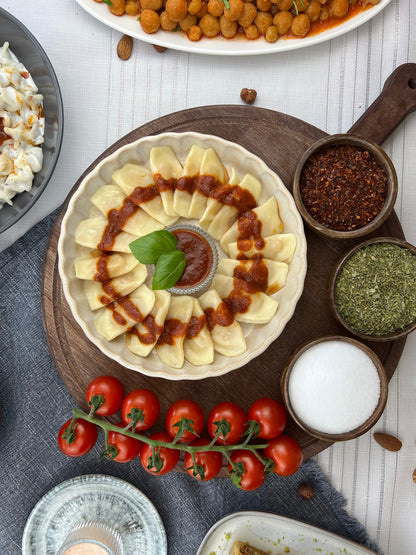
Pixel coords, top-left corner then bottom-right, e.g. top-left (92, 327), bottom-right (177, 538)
top-left (58, 133), bottom-right (307, 380)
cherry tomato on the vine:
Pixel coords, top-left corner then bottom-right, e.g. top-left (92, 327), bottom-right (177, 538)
top-left (107, 422), bottom-right (142, 463)
top-left (86, 375), bottom-right (124, 416)
top-left (165, 399), bottom-right (204, 443)
top-left (228, 449), bottom-right (266, 491)
top-left (264, 435), bottom-right (303, 476)
top-left (207, 402), bottom-right (246, 445)
top-left (140, 431), bottom-right (180, 475)
top-left (121, 389), bottom-right (160, 432)
top-left (57, 418), bottom-right (98, 457)
top-left (184, 438), bottom-right (223, 482)
top-left (247, 397), bottom-right (287, 440)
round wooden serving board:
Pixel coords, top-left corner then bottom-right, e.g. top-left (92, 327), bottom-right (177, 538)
top-left (42, 64), bottom-right (416, 462)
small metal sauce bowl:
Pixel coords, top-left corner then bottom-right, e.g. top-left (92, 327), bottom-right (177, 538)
top-left (281, 335), bottom-right (388, 442)
top-left (329, 236), bottom-right (416, 342)
top-left (292, 134), bottom-right (398, 240)
top-left (167, 223), bottom-right (218, 297)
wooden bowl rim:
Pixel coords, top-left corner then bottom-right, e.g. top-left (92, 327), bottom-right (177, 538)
top-left (280, 334), bottom-right (388, 442)
top-left (329, 236), bottom-right (416, 341)
top-left (292, 133), bottom-right (398, 240)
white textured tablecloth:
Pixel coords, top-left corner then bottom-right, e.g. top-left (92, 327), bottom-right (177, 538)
top-left (1, 0), bottom-right (415, 553)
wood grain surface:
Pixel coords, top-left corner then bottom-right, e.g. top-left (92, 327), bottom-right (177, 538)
top-left (41, 101), bottom-right (408, 464)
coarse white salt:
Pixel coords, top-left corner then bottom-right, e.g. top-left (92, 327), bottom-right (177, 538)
top-left (288, 340), bottom-right (381, 434)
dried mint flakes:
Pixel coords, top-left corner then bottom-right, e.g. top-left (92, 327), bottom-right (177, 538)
top-left (334, 243), bottom-right (416, 335)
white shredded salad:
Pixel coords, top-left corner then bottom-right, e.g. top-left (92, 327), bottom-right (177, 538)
top-left (0, 41), bottom-right (44, 208)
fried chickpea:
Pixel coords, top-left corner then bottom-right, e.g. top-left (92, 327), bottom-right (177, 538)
top-left (199, 13), bottom-right (221, 36)
top-left (238, 2), bottom-right (257, 27)
top-left (329, 0), bottom-right (348, 17)
top-left (256, 0), bottom-right (272, 11)
top-left (273, 11), bottom-right (292, 35)
top-left (140, 0), bottom-right (162, 10)
top-left (220, 15), bottom-right (238, 37)
top-left (188, 24), bottom-right (203, 40)
top-left (224, 0), bottom-right (245, 21)
top-left (109, 0), bottom-right (125, 16)
top-left (265, 25), bottom-right (279, 42)
top-left (160, 10), bottom-right (178, 29)
top-left (244, 24), bottom-right (259, 39)
top-left (254, 11), bottom-right (273, 33)
top-left (179, 13), bottom-right (198, 30)
top-left (274, 0), bottom-right (292, 9)
top-left (208, 0), bottom-right (224, 17)
top-left (188, 0), bottom-right (202, 14)
top-left (291, 13), bottom-right (310, 36)
top-left (305, 0), bottom-right (321, 22)
top-left (166, 0), bottom-right (188, 21)
top-left (125, 1), bottom-right (139, 15)
top-left (139, 9), bottom-right (160, 32)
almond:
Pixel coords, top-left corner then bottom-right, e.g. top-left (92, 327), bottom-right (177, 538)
top-left (373, 432), bottom-right (402, 452)
top-left (117, 35), bottom-right (133, 60)
top-left (412, 469), bottom-right (416, 483)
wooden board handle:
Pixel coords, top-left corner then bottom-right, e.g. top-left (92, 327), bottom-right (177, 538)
top-left (348, 63), bottom-right (416, 145)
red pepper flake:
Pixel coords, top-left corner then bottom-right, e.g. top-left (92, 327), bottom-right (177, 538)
top-left (299, 144), bottom-right (388, 231)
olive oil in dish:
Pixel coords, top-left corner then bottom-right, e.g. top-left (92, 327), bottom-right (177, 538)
top-left (287, 339), bottom-right (381, 435)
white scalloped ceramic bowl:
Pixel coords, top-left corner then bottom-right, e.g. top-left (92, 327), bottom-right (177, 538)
top-left (58, 132), bottom-right (307, 380)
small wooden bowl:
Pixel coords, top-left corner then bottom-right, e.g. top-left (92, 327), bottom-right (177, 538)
top-left (281, 335), bottom-right (388, 442)
top-left (292, 134), bottom-right (398, 240)
top-left (329, 237), bottom-right (416, 342)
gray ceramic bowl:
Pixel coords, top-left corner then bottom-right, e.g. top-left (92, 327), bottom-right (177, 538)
top-left (0, 8), bottom-right (64, 234)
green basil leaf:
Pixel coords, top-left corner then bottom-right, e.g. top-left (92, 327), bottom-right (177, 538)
top-left (152, 250), bottom-right (186, 290)
top-left (129, 230), bottom-right (177, 264)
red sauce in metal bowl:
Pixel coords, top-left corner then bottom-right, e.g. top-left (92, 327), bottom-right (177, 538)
top-left (172, 229), bottom-right (213, 288)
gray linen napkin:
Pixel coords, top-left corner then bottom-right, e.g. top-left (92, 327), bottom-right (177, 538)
top-left (0, 210), bottom-right (381, 555)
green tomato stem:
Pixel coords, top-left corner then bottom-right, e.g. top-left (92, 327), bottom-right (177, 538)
top-left (71, 407), bottom-right (270, 458)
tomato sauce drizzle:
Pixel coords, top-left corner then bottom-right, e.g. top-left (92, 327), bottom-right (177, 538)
top-left (98, 198), bottom-right (139, 251)
top-left (233, 260), bottom-right (269, 293)
top-left (128, 184), bottom-right (159, 206)
top-left (204, 302), bottom-right (234, 330)
top-left (157, 318), bottom-right (189, 346)
top-left (128, 314), bottom-right (163, 344)
top-left (186, 314), bottom-right (206, 339)
top-left (94, 254), bottom-right (111, 282)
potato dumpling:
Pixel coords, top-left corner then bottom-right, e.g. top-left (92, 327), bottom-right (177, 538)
top-left (223, 0), bottom-right (245, 21)
top-left (274, 0), bottom-right (292, 9)
top-left (329, 0), bottom-right (349, 17)
top-left (180, 13), bottom-right (198, 30)
top-left (139, 9), bottom-right (161, 33)
top-left (110, 0), bottom-right (126, 15)
top-left (273, 10), bottom-right (292, 35)
top-left (255, 11), bottom-right (273, 33)
top-left (265, 24), bottom-right (278, 42)
top-left (306, 0), bottom-right (322, 22)
top-left (238, 2), bottom-right (257, 27)
top-left (220, 14), bottom-right (238, 37)
top-left (188, 0), bottom-right (202, 14)
top-left (160, 10), bottom-right (178, 30)
top-left (199, 13), bottom-right (221, 36)
top-left (188, 24), bottom-right (203, 40)
top-left (256, 0), bottom-right (272, 12)
top-left (291, 13), bottom-right (310, 37)
top-left (125, 0), bottom-right (139, 15)
top-left (140, 0), bottom-right (163, 10)
top-left (166, 0), bottom-right (188, 21)
top-left (208, 0), bottom-right (224, 16)
top-left (244, 23), bottom-right (259, 39)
